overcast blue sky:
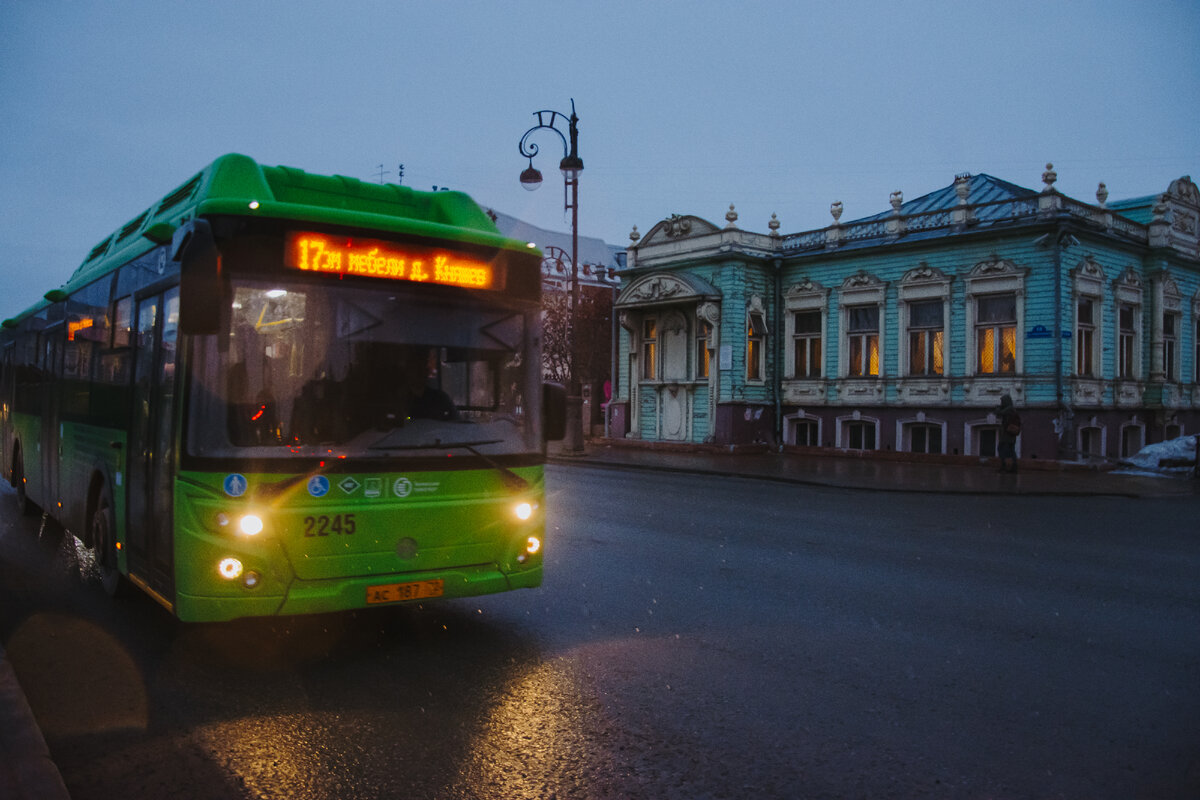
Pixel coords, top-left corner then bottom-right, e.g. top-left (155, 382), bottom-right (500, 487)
top-left (1, 0), bottom-right (1197, 312)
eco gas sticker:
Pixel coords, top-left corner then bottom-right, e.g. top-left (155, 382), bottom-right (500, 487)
top-left (393, 478), bottom-right (440, 498)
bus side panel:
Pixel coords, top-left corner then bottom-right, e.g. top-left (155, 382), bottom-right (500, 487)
top-left (59, 421), bottom-right (126, 539)
top-left (10, 412), bottom-right (42, 507)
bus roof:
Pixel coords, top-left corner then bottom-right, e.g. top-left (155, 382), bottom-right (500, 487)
top-left (21, 153), bottom-right (528, 319)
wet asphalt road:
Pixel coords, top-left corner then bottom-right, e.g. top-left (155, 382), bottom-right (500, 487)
top-left (1, 465), bottom-right (1199, 799)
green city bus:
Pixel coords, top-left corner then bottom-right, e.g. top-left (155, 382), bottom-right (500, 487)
top-left (0, 153), bottom-right (564, 622)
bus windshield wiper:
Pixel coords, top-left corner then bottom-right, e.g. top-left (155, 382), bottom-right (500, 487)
top-left (368, 438), bottom-right (530, 490)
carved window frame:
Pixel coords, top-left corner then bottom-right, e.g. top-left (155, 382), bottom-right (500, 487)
top-left (897, 264), bottom-right (951, 378)
top-left (746, 295), bottom-right (768, 383)
top-left (1161, 274), bottom-right (1182, 383)
top-left (784, 410), bottom-right (823, 447)
top-left (835, 411), bottom-right (879, 451)
top-left (1071, 257), bottom-right (1105, 379)
top-left (1114, 269), bottom-right (1142, 380)
top-left (964, 259), bottom-right (1026, 378)
top-left (783, 279), bottom-right (828, 380)
top-left (897, 413), bottom-right (947, 455)
top-left (640, 316), bottom-right (658, 382)
top-left (837, 272), bottom-right (887, 379)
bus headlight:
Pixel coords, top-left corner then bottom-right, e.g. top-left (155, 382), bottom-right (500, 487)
top-left (513, 502), bottom-right (534, 521)
top-left (517, 535), bottom-right (542, 564)
top-left (238, 514), bottom-right (265, 536)
top-left (218, 557), bottom-right (244, 580)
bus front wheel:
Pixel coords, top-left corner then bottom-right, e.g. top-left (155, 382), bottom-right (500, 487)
top-left (91, 491), bottom-right (129, 598)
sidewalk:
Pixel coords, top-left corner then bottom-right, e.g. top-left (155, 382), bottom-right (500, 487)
top-left (549, 439), bottom-right (1200, 498)
top-left (0, 644), bottom-right (70, 800)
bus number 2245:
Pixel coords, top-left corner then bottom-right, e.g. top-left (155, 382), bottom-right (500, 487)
top-left (304, 514), bottom-right (357, 537)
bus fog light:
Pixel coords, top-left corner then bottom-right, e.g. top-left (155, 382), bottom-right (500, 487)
top-left (525, 536), bottom-right (541, 555)
top-left (514, 502), bottom-right (534, 521)
top-left (239, 514), bottom-right (264, 536)
top-left (242, 570), bottom-right (261, 588)
top-left (218, 557), bottom-right (243, 580)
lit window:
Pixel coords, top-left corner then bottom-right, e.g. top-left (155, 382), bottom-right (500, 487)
top-left (641, 318), bottom-right (657, 380)
top-left (747, 312), bottom-right (767, 381)
top-left (976, 294), bottom-right (1016, 374)
top-left (696, 322), bottom-right (710, 379)
top-left (908, 300), bottom-right (944, 376)
top-left (846, 306), bottom-right (880, 377)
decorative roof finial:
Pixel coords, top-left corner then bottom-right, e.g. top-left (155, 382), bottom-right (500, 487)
top-left (768, 213), bottom-right (780, 237)
top-left (629, 225), bottom-right (640, 243)
top-left (1042, 162), bottom-right (1057, 191)
top-left (830, 201), bottom-right (843, 223)
top-left (954, 173), bottom-right (971, 204)
top-left (1096, 182), bottom-right (1108, 207)
top-left (890, 190), bottom-right (904, 213)
top-left (725, 203), bottom-right (739, 229)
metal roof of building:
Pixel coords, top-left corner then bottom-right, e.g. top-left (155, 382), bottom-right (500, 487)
top-left (852, 174), bottom-right (1038, 223)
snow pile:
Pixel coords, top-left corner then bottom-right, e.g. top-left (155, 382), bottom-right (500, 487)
top-left (1116, 435), bottom-right (1200, 477)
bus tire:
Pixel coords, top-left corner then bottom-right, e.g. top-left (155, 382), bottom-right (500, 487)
top-left (91, 489), bottom-right (130, 598)
top-left (13, 449), bottom-right (38, 517)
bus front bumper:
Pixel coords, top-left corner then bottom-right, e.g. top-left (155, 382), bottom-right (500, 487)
top-left (173, 564), bottom-right (542, 623)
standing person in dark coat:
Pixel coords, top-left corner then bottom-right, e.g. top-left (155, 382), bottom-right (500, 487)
top-left (998, 393), bottom-right (1020, 473)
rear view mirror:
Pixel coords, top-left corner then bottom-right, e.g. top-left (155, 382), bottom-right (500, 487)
top-left (543, 383), bottom-right (566, 441)
top-left (174, 219), bottom-right (222, 335)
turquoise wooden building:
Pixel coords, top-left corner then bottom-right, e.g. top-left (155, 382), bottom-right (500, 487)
top-left (611, 167), bottom-right (1200, 463)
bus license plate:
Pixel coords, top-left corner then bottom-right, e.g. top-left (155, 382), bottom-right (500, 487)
top-left (366, 579), bottom-right (444, 605)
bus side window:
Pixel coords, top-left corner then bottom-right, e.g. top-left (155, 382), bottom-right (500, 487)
top-left (112, 296), bottom-right (132, 348)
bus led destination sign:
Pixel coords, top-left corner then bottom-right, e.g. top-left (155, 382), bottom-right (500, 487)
top-left (286, 232), bottom-right (500, 290)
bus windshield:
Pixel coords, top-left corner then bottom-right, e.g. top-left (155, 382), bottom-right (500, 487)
top-left (187, 278), bottom-right (539, 460)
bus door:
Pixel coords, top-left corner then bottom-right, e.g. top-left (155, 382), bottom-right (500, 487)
top-left (40, 323), bottom-right (65, 516)
top-left (126, 287), bottom-right (180, 595)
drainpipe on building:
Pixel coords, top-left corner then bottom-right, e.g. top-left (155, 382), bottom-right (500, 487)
top-left (1052, 223), bottom-right (1066, 458)
top-left (773, 257), bottom-right (783, 449)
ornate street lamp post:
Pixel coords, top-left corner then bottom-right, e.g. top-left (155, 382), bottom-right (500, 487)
top-left (519, 99), bottom-right (585, 454)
